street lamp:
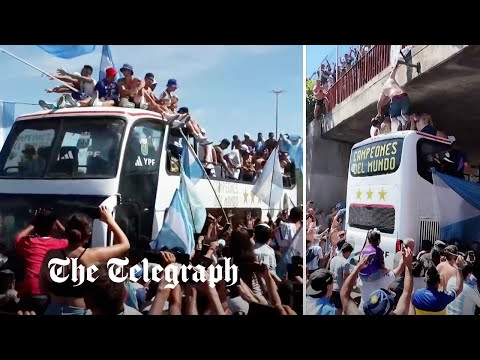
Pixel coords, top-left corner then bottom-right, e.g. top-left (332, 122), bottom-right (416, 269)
top-left (270, 89), bottom-right (285, 138)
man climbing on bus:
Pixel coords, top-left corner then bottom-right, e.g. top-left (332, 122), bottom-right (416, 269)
top-left (373, 62), bottom-right (410, 132)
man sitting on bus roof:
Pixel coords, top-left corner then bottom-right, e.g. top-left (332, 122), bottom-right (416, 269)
top-left (92, 67), bottom-right (120, 107)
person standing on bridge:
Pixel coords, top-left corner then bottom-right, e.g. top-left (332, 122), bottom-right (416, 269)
top-left (374, 63), bottom-right (410, 132)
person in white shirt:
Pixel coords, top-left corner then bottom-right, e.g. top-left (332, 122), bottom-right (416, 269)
top-left (253, 223), bottom-right (276, 274)
top-left (197, 128), bottom-right (217, 177)
top-left (446, 265), bottom-right (480, 315)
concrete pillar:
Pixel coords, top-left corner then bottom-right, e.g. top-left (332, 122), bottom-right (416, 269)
top-left (306, 119), bottom-right (352, 211)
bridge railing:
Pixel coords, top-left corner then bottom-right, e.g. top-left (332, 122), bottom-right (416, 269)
top-left (326, 45), bottom-right (393, 112)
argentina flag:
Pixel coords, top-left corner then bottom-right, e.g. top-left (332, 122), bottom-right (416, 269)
top-left (99, 45), bottom-right (117, 81)
top-left (180, 170), bottom-right (207, 234)
top-left (252, 147), bottom-right (284, 207)
top-left (37, 45), bottom-right (96, 59)
top-left (181, 138), bottom-right (204, 184)
top-left (432, 169), bottom-right (480, 244)
top-left (0, 102), bottom-right (15, 148)
top-left (151, 189), bottom-right (195, 255)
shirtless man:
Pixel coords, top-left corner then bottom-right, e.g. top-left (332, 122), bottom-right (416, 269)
top-left (313, 78), bottom-right (328, 120)
top-left (213, 139), bottom-right (233, 177)
top-left (374, 63), bottom-right (410, 132)
top-left (437, 245), bottom-right (460, 291)
top-left (118, 64), bottom-right (147, 109)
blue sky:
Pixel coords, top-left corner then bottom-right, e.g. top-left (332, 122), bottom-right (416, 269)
top-left (0, 45), bottom-right (303, 143)
top-left (306, 45), bottom-right (357, 78)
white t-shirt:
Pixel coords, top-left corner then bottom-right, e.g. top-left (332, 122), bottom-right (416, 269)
top-left (81, 79), bottom-right (97, 98)
top-left (274, 222), bottom-right (298, 250)
top-left (199, 144), bottom-right (215, 169)
top-left (446, 278), bottom-right (480, 315)
top-left (227, 149), bottom-right (242, 179)
top-left (253, 243), bottom-right (277, 273)
top-left (306, 245), bottom-right (323, 271)
top-left (357, 270), bottom-right (396, 308)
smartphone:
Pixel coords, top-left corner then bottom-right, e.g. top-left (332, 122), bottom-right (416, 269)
top-left (222, 246), bottom-right (231, 258)
top-left (200, 244), bottom-right (210, 256)
top-left (191, 255), bottom-right (214, 268)
top-left (174, 252), bottom-right (190, 266)
top-left (247, 302), bottom-right (278, 316)
top-left (244, 262), bottom-right (262, 273)
top-left (467, 251), bottom-right (475, 262)
top-left (223, 223), bottom-right (231, 232)
top-left (287, 263), bottom-right (303, 281)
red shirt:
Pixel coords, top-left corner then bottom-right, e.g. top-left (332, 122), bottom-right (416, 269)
top-left (15, 236), bottom-right (68, 297)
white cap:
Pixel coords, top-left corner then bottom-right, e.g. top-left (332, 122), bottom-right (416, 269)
top-left (218, 239), bottom-right (226, 247)
top-left (200, 128), bottom-right (206, 134)
top-left (240, 144), bottom-right (250, 152)
top-left (448, 135), bottom-right (456, 143)
top-left (244, 132), bottom-right (251, 138)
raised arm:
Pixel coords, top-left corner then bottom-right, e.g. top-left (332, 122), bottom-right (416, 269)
top-left (85, 206), bottom-right (130, 264)
top-left (340, 255), bottom-right (370, 315)
top-left (393, 247), bottom-right (413, 315)
top-left (57, 69), bottom-right (94, 83)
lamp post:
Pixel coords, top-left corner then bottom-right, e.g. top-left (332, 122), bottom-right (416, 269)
top-left (270, 90), bottom-right (285, 138)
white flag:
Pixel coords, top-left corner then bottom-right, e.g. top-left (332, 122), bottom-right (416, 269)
top-left (252, 147), bottom-right (284, 207)
top-left (390, 45), bottom-right (402, 68)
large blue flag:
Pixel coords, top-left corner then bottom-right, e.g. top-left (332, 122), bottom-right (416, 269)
top-left (0, 102), bottom-right (15, 148)
top-left (99, 45), bottom-right (117, 81)
top-left (181, 138), bottom-right (204, 184)
top-left (37, 45), bottom-right (96, 59)
top-left (151, 189), bottom-right (195, 254)
top-left (180, 170), bottom-right (207, 234)
top-left (432, 169), bottom-right (480, 244)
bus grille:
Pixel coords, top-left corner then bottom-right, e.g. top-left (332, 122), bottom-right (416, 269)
top-left (419, 219), bottom-right (440, 243)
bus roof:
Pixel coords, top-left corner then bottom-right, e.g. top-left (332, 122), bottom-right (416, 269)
top-left (15, 107), bottom-right (166, 123)
top-left (352, 130), bottom-right (452, 149)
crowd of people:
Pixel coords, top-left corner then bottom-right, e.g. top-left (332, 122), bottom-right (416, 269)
top-left (305, 202), bottom-right (480, 315)
top-left (38, 64), bottom-right (296, 186)
top-left (0, 205), bottom-right (304, 315)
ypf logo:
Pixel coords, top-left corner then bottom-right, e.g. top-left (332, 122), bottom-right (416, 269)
top-left (140, 137), bottom-right (148, 156)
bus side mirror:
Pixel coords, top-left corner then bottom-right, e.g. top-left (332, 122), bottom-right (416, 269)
top-left (91, 218), bottom-right (108, 248)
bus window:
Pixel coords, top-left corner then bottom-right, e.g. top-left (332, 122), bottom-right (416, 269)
top-left (349, 138), bottom-right (403, 177)
top-left (165, 128), bottom-right (183, 174)
top-left (348, 204), bottom-right (395, 234)
top-left (0, 120), bottom-right (57, 177)
top-left (417, 139), bottom-right (452, 184)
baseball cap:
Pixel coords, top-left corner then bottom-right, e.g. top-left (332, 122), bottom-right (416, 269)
top-left (363, 289), bottom-right (395, 315)
top-left (434, 240), bottom-right (446, 249)
top-left (448, 135), bottom-right (456, 143)
top-left (306, 269), bottom-right (333, 297)
top-left (244, 132), bottom-right (251, 138)
top-left (105, 67), bottom-right (117, 78)
top-left (167, 79), bottom-right (178, 87)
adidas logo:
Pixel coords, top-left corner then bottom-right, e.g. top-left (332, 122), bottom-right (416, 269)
top-left (135, 156), bottom-right (143, 167)
top-left (60, 151), bottom-right (74, 160)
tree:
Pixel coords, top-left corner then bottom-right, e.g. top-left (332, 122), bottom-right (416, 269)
top-left (306, 78), bottom-right (315, 125)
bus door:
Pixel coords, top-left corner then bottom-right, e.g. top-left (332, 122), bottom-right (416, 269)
top-left (118, 119), bottom-right (165, 242)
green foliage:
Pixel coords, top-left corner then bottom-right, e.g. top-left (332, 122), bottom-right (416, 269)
top-left (306, 78), bottom-right (315, 125)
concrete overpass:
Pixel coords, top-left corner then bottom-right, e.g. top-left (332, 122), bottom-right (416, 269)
top-left (307, 45), bottom-right (480, 210)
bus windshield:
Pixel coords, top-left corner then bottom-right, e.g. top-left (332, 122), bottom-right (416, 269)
top-left (0, 117), bottom-right (126, 179)
top-left (350, 138), bottom-right (404, 177)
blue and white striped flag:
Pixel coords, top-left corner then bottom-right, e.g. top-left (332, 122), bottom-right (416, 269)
top-left (151, 189), bottom-right (195, 254)
top-left (37, 45), bottom-right (96, 59)
top-left (0, 102), bottom-right (15, 148)
top-left (180, 170), bottom-right (207, 234)
top-left (433, 169), bottom-right (480, 244)
top-left (99, 45), bottom-right (117, 82)
top-left (181, 138), bottom-right (204, 184)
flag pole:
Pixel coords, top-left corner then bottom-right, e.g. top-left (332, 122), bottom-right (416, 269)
top-left (179, 130), bottom-right (228, 221)
top-left (0, 47), bottom-right (79, 93)
top-left (267, 146), bottom-right (280, 215)
top-left (179, 162), bottom-right (197, 233)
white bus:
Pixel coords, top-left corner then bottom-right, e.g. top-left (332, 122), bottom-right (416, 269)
top-left (0, 107), bottom-right (297, 254)
top-left (345, 130), bottom-right (453, 268)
